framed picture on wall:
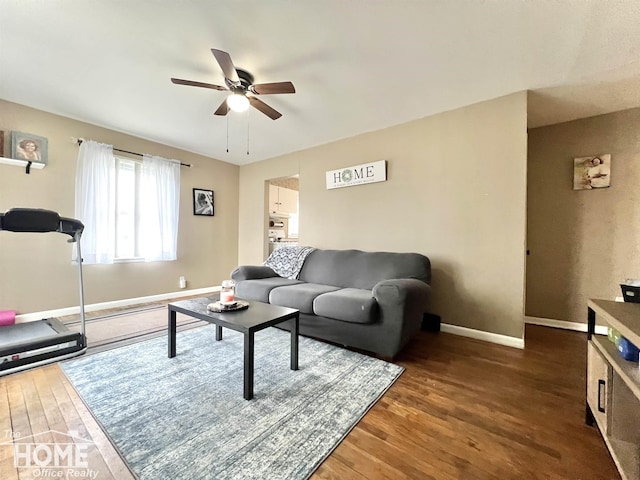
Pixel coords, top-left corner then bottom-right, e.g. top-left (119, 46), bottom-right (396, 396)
top-left (573, 154), bottom-right (611, 190)
top-left (193, 188), bottom-right (214, 216)
top-left (11, 131), bottom-right (48, 165)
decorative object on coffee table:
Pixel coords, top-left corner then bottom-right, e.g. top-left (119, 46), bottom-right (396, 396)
top-left (220, 279), bottom-right (236, 303)
top-left (207, 300), bottom-right (249, 312)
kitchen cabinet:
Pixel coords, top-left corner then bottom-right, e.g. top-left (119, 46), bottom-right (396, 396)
top-left (268, 185), bottom-right (279, 214)
top-left (269, 185), bottom-right (298, 215)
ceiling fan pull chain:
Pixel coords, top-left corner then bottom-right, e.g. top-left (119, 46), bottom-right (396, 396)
top-left (226, 114), bottom-right (229, 153)
top-left (247, 109), bottom-right (250, 155)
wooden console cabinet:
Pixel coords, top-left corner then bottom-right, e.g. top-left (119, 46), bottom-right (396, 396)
top-left (586, 299), bottom-right (640, 480)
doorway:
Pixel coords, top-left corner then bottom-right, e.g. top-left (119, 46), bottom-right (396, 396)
top-left (266, 175), bottom-right (299, 259)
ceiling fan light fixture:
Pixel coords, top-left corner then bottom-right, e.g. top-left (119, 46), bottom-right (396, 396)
top-left (172, 49), bottom-right (293, 120)
top-left (227, 93), bottom-right (250, 112)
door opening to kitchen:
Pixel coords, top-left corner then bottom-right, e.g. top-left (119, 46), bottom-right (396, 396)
top-left (266, 175), bottom-right (299, 259)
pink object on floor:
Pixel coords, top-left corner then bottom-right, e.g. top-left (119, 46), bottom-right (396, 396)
top-left (0, 310), bottom-right (16, 326)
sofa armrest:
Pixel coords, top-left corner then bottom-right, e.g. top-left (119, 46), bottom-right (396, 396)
top-left (231, 265), bottom-right (278, 281)
top-left (372, 278), bottom-right (432, 357)
top-left (372, 278), bottom-right (430, 310)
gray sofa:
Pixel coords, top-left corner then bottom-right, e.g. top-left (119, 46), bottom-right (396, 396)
top-left (230, 248), bottom-right (432, 358)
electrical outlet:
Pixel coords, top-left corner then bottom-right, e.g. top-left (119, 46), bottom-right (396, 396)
top-left (179, 276), bottom-right (186, 289)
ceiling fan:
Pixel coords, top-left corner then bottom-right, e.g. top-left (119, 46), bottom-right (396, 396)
top-left (171, 49), bottom-right (295, 120)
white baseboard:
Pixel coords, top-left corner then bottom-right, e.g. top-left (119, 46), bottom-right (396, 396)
top-left (525, 316), bottom-right (608, 336)
top-left (15, 286), bottom-right (221, 323)
top-left (441, 323), bottom-right (525, 349)
top-left (525, 296), bottom-right (622, 336)
top-left (15, 291), bottom-right (610, 345)
top-left (442, 315), bottom-right (608, 350)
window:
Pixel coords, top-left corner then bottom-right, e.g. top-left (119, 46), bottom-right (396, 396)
top-left (75, 140), bottom-right (180, 264)
top-left (115, 157), bottom-right (142, 260)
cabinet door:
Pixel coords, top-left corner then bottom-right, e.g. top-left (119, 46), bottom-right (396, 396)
top-left (269, 184), bottom-right (279, 214)
top-left (278, 187), bottom-right (298, 214)
top-left (587, 341), bottom-right (611, 433)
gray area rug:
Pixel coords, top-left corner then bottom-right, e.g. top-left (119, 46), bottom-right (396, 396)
top-left (61, 325), bottom-right (403, 480)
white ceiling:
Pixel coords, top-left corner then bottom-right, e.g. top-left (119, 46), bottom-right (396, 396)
top-left (3, 1), bottom-right (640, 166)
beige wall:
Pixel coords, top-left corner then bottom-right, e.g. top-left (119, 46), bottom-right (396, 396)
top-left (0, 99), bottom-right (239, 314)
top-left (239, 92), bottom-right (528, 339)
top-left (527, 107), bottom-right (640, 324)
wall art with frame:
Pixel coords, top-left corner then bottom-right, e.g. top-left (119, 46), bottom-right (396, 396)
top-left (573, 154), bottom-right (611, 190)
top-left (11, 131), bottom-right (48, 165)
top-left (193, 188), bottom-right (214, 216)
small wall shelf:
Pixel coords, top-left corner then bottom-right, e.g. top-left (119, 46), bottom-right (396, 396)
top-left (0, 156), bottom-right (46, 171)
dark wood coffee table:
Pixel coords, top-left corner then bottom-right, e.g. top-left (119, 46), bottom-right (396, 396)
top-left (167, 296), bottom-right (299, 400)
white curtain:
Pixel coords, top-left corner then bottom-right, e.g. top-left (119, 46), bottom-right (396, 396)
top-left (140, 154), bottom-right (180, 261)
top-left (74, 140), bottom-right (116, 264)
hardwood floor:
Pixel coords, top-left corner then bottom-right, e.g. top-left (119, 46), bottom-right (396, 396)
top-left (314, 325), bottom-right (619, 480)
top-left (0, 321), bottom-right (619, 479)
top-left (0, 364), bottom-right (135, 480)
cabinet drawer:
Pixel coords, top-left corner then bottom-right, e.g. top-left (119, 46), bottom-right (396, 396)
top-left (587, 341), bottom-right (611, 434)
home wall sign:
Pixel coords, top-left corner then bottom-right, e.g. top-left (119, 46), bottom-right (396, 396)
top-left (326, 160), bottom-right (387, 190)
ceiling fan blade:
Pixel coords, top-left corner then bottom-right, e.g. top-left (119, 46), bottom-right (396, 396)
top-left (249, 97), bottom-right (282, 120)
top-left (250, 81), bottom-right (296, 95)
top-left (211, 49), bottom-right (239, 83)
top-left (171, 78), bottom-right (227, 91)
top-left (214, 99), bottom-right (230, 116)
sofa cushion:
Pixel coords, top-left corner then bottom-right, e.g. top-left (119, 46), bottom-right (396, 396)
top-left (298, 249), bottom-right (431, 289)
top-left (269, 283), bottom-right (341, 314)
top-left (313, 288), bottom-right (378, 324)
top-left (236, 277), bottom-right (303, 303)
top-left (231, 265), bottom-right (278, 281)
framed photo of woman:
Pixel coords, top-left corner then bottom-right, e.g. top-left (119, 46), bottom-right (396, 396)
top-left (573, 154), bottom-right (611, 190)
top-left (193, 188), bottom-right (214, 216)
top-left (11, 131), bottom-right (48, 165)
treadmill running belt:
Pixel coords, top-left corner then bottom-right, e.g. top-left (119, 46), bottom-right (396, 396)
top-left (0, 318), bottom-right (74, 351)
top-left (0, 320), bottom-right (60, 345)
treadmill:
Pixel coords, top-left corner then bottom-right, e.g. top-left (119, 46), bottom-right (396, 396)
top-left (0, 208), bottom-right (87, 375)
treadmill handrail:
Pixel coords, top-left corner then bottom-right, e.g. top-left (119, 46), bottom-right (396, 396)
top-left (0, 208), bottom-right (84, 241)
